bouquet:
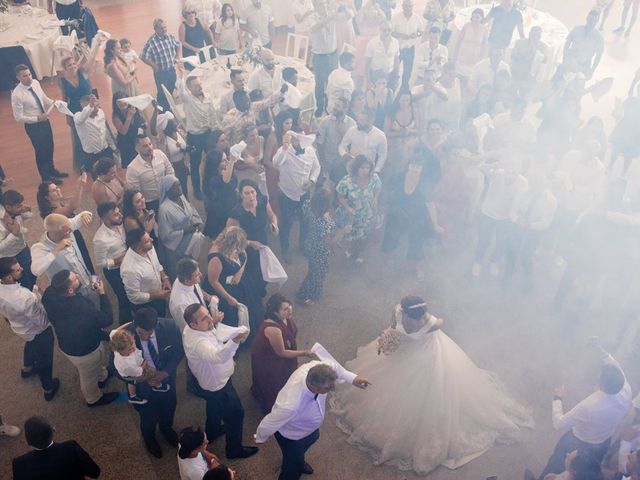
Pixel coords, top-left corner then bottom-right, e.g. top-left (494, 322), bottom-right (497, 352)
top-left (377, 328), bottom-right (402, 356)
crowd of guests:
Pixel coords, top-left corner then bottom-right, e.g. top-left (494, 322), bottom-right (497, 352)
top-left (3, 0), bottom-right (640, 479)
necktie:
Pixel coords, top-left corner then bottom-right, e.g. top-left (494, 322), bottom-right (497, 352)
top-left (193, 285), bottom-right (205, 305)
top-left (147, 337), bottom-right (161, 369)
top-left (28, 87), bottom-right (45, 114)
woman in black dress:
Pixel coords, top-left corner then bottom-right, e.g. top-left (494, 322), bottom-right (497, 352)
top-left (203, 130), bottom-right (239, 238)
top-left (179, 7), bottom-right (214, 57)
top-left (202, 226), bottom-right (265, 332)
top-left (227, 179), bottom-right (278, 298)
top-left (112, 92), bottom-right (148, 168)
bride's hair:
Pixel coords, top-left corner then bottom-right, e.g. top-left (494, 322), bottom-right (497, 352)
top-left (401, 296), bottom-right (428, 320)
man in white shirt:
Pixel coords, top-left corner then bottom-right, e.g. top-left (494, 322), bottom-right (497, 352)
top-left (11, 64), bottom-right (67, 184)
top-left (468, 48), bottom-right (511, 97)
top-left (339, 109), bottom-right (388, 173)
top-left (365, 22), bottom-right (399, 88)
top-left (255, 352), bottom-right (370, 479)
top-left (121, 228), bottom-right (171, 317)
top-left (247, 48), bottom-right (283, 97)
top-left (392, 0), bottom-right (425, 87)
top-left (169, 257), bottom-right (212, 331)
top-left (326, 52), bottom-right (355, 114)
top-left (93, 202), bottom-right (131, 324)
top-left (126, 135), bottom-right (175, 211)
top-left (0, 257), bottom-right (59, 401)
top-left (73, 94), bottom-right (116, 173)
top-left (316, 97), bottom-right (356, 184)
top-left (273, 132), bottom-right (321, 262)
top-left (414, 26), bottom-right (449, 82)
top-left (185, 0), bottom-right (221, 29)
top-left (182, 303), bottom-right (257, 459)
top-left (539, 344), bottom-right (632, 479)
top-left (239, 0), bottom-right (275, 48)
top-left (0, 189), bottom-right (36, 290)
top-left (176, 67), bottom-right (219, 199)
top-left (220, 70), bottom-right (247, 114)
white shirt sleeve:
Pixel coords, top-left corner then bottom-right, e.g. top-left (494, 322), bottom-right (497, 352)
top-left (30, 243), bottom-right (56, 277)
top-left (255, 406), bottom-right (298, 443)
top-left (121, 266), bottom-right (151, 304)
top-left (193, 335), bottom-right (239, 364)
top-left (552, 398), bottom-right (588, 433)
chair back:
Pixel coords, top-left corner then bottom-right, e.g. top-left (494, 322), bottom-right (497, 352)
top-left (160, 84), bottom-right (187, 129)
top-left (284, 33), bottom-right (310, 64)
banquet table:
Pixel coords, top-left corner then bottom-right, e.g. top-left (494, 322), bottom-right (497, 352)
top-left (0, 5), bottom-right (62, 89)
top-left (190, 53), bottom-right (315, 112)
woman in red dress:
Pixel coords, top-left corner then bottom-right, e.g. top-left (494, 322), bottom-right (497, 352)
top-left (250, 293), bottom-right (314, 414)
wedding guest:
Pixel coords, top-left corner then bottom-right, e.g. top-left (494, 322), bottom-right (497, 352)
top-left (125, 307), bottom-right (183, 458)
top-left (233, 124), bottom-right (266, 190)
top-left (202, 226), bottom-right (264, 328)
top-left (176, 65), bottom-right (220, 200)
top-left (141, 19), bottom-right (182, 111)
top-left (292, 0), bottom-right (314, 36)
top-left (251, 293), bottom-right (313, 413)
top-left (122, 190), bottom-right (157, 238)
top-left (42, 269), bottom-right (118, 407)
top-left (47, 0), bottom-right (82, 23)
top-left (414, 26), bottom-right (448, 81)
top-left (391, 0), bottom-right (425, 88)
top-left (220, 70), bottom-right (247, 114)
top-left (185, 0), bottom-right (221, 30)
top-left (353, 1), bottom-right (386, 85)
top-left (264, 111), bottom-right (294, 213)
top-left (326, 52), bottom-right (355, 115)
top-left (0, 257), bottom-right (59, 401)
top-left (152, 114), bottom-right (190, 199)
top-left (255, 354), bottom-right (370, 479)
top-left (248, 49), bottom-right (283, 97)
top-left (203, 465), bottom-right (237, 479)
top-left (423, 0), bottom-right (455, 29)
top-left (384, 90), bottom-right (418, 178)
top-left (347, 90), bottom-right (366, 121)
top-left (485, 0), bottom-right (524, 50)
top-left (73, 94), bottom-right (116, 172)
top-left (273, 132), bottom-right (321, 263)
top-left (296, 189), bottom-right (350, 304)
top-left (93, 202), bottom-right (131, 324)
top-left (610, 96), bottom-right (640, 175)
top-left (112, 92), bottom-right (149, 169)
top-left (179, 7), bottom-right (214, 57)
top-left (213, 4), bottom-right (242, 55)
top-left (365, 72), bottom-right (394, 130)
top-left (120, 38), bottom-right (139, 74)
top-left (239, 0), bottom-right (275, 48)
top-left (126, 135), bottom-right (175, 212)
top-left (203, 131), bottom-right (238, 238)
top-left (11, 64), bottom-right (66, 184)
top-left (158, 176), bottom-right (204, 279)
top-left (0, 190), bottom-right (36, 289)
top-left (316, 97), bottom-right (356, 185)
top-left (613, 0), bottom-right (640, 38)
top-left (339, 109), bottom-right (388, 174)
top-left (468, 48), bottom-right (511, 97)
top-left (12, 416), bottom-right (100, 479)
top-left (364, 22), bottom-right (399, 89)
top-left (104, 39), bottom-right (138, 98)
top-left (92, 158), bottom-right (125, 206)
top-left (539, 344), bottom-right (632, 479)
top-left (452, 8), bottom-right (488, 81)
top-left (121, 228), bottom-right (171, 316)
top-left (563, 10), bottom-right (604, 79)
top-left (510, 26), bottom-right (547, 96)
top-left (169, 256), bottom-right (212, 331)
top-left (182, 303), bottom-right (257, 458)
top-left (177, 426), bottom-right (220, 480)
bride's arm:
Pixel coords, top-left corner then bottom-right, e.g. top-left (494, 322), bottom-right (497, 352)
top-left (426, 315), bottom-right (444, 332)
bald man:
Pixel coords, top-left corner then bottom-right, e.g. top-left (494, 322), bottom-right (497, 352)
top-left (247, 48), bottom-right (283, 96)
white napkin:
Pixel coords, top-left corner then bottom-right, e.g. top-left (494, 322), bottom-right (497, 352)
top-left (117, 94), bottom-right (161, 111)
top-left (283, 82), bottom-right (303, 108)
top-left (288, 131), bottom-right (315, 149)
top-left (216, 323), bottom-right (249, 343)
top-left (53, 100), bottom-right (73, 116)
top-left (229, 141), bottom-right (247, 160)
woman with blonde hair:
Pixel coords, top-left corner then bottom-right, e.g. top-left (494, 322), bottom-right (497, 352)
top-left (202, 226), bottom-right (265, 330)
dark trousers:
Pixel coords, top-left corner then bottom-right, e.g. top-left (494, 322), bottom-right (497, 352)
top-left (84, 147), bottom-right (113, 173)
top-left (16, 246), bottom-right (36, 291)
top-left (103, 267), bottom-right (132, 324)
top-left (154, 68), bottom-right (177, 113)
top-left (187, 131), bottom-right (210, 195)
top-left (200, 379), bottom-right (245, 456)
top-left (24, 121), bottom-right (55, 181)
top-left (274, 429), bottom-right (320, 480)
top-left (279, 191), bottom-right (308, 254)
top-left (399, 46), bottom-right (415, 88)
top-left (23, 326), bottom-right (55, 391)
top-left (539, 430), bottom-right (610, 480)
top-left (312, 51), bottom-right (338, 115)
top-left (134, 387), bottom-right (177, 447)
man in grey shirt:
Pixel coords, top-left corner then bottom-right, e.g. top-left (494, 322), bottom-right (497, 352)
top-left (563, 9), bottom-right (604, 79)
top-left (315, 97), bottom-right (355, 184)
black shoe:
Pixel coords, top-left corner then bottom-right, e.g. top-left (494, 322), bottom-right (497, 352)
top-left (44, 378), bottom-right (60, 401)
top-left (226, 446), bottom-right (259, 459)
top-left (302, 462), bottom-right (314, 475)
top-left (145, 439), bottom-right (163, 458)
top-left (52, 170), bottom-right (69, 178)
top-left (98, 370), bottom-right (113, 389)
top-left (21, 367), bottom-right (37, 379)
top-left (87, 392), bottom-right (119, 407)
top-left (161, 428), bottom-right (179, 447)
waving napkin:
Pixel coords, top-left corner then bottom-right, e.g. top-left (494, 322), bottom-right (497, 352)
top-left (117, 94), bottom-right (162, 111)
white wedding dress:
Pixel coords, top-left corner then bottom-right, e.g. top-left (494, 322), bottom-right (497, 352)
top-left (330, 315), bottom-right (535, 475)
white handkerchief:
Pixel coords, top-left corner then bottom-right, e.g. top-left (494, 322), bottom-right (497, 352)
top-left (216, 323), bottom-right (249, 343)
top-left (229, 141), bottom-right (247, 160)
top-left (118, 94), bottom-right (157, 111)
top-left (310, 343), bottom-right (336, 364)
top-left (53, 100), bottom-right (73, 116)
top-left (283, 83), bottom-right (303, 109)
top-left (96, 29), bottom-right (111, 39)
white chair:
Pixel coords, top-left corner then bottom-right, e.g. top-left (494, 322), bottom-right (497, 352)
top-left (198, 45), bottom-right (216, 63)
top-left (160, 84), bottom-right (186, 130)
top-left (53, 29), bottom-right (79, 72)
top-left (284, 33), bottom-right (309, 64)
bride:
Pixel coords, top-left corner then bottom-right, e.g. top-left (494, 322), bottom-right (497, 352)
top-left (331, 295), bottom-right (535, 475)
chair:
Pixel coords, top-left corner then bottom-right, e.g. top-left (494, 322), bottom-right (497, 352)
top-left (198, 45), bottom-right (216, 63)
top-left (160, 84), bottom-right (186, 130)
top-left (53, 29), bottom-right (79, 72)
top-left (284, 33), bottom-right (309, 64)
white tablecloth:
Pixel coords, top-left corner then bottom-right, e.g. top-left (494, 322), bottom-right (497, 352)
top-left (0, 6), bottom-right (62, 79)
top-left (191, 53), bottom-right (315, 111)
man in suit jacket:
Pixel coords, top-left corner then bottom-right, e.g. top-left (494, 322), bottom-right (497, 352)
top-left (125, 307), bottom-right (184, 458)
top-left (12, 415), bottom-right (100, 480)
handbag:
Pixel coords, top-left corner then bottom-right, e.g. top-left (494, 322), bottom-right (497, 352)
top-left (259, 246), bottom-right (288, 284)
